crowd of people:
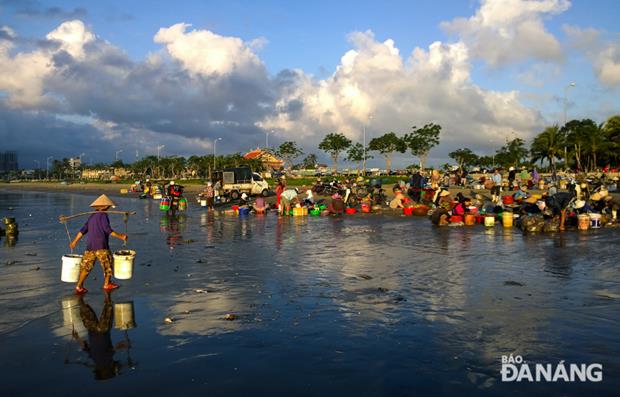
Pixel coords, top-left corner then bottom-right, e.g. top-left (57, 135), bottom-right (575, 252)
top-left (130, 167), bottom-right (619, 231)
top-left (196, 168), bottom-right (616, 230)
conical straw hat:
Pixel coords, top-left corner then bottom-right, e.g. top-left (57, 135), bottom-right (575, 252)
top-left (90, 194), bottom-right (116, 208)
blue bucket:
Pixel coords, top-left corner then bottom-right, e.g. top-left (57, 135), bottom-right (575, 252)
top-left (238, 207), bottom-right (250, 216)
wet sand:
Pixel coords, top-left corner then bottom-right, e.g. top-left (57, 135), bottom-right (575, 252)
top-left (0, 190), bottom-right (619, 396)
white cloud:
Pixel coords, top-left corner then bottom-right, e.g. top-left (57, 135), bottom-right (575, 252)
top-left (154, 23), bottom-right (264, 77)
top-left (0, 20), bottom-right (97, 108)
top-left (259, 31), bottom-right (543, 164)
top-left (564, 25), bottom-right (620, 87)
top-left (441, 0), bottom-right (570, 67)
top-left (0, 36), bottom-right (52, 107)
top-left (46, 19), bottom-right (95, 59)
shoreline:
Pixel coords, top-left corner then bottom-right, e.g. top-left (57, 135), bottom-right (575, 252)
top-left (2, 181), bottom-right (617, 204)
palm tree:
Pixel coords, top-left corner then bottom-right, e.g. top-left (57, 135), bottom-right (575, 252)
top-left (530, 125), bottom-right (565, 178)
top-left (601, 115), bottom-right (620, 166)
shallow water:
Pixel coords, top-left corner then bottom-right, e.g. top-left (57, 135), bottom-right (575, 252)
top-left (0, 190), bottom-right (618, 396)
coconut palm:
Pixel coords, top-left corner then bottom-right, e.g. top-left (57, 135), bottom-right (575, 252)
top-left (530, 125), bottom-right (565, 178)
top-left (601, 115), bottom-right (620, 165)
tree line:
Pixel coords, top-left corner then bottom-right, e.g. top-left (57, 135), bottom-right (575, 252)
top-left (48, 114), bottom-right (619, 180)
top-left (449, 115), bottom-right (620, 175)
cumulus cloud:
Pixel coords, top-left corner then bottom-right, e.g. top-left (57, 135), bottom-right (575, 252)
top-left (154, 23), bottom-right (265, 78)
top-left (441, 0), bottom-right (570, 67)
top-left (46, 19), bottom-right (94, 59)
top-left (0, 21), bottom-right (275, 164)
top-left (1, 12), bottom-right (549, 167)
top-left (564, 25), bottom-right (620, 87)
top-left (259, 31), bottom-right (543, 164)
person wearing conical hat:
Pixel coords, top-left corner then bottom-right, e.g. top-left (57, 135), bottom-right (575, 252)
top-left (69, 194), bottom-right (128, 295)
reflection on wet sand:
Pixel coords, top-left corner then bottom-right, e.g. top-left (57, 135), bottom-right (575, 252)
top-left (64, 293), bottom-right (137, 380)
top-left (1, 191), bottom-right (619, 395)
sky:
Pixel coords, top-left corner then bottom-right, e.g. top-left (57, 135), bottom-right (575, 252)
top-left (1, 0), bottom-right (619, 169)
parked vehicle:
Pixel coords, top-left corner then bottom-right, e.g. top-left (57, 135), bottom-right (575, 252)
top-left (214, 166), bottom-right (270, 200)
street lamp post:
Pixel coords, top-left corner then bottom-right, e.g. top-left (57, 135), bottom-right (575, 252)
top-left (157, 145), bottom-right (165, 161)
top-left (46, 156), bottom-right (53, 180)
top-left (563, 82), bottom-right (576, 126)
top-left (213, 137), bottom-right (222, 170)
top-left (563, 82), bottom-right (576, 170)
top-left (363, 114), bottom-right (373, 176)
top-left (115, 149), bottom-right (123, 162)
top-left (266, 130), bottom-right (272, 149)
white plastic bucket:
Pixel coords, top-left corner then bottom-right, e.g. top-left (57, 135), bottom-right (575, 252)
top-left (589, 213), bottom-right (602, 229)
top-left (61, 254), bottom-right (82, 283)
top-left (113, 250), bottom-right (136, 279)
top-left (200, 199), bottom-right (207, 207)
top-left (114, 301), bottom-right (136, 330)
top-left (61, 296), bottom-right (87, 335)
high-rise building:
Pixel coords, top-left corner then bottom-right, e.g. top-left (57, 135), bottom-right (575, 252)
top-left (0, 151), bottom-right (18, 173)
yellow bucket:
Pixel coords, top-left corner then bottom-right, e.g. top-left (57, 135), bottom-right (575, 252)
top-left (502, 213), bottom-right (513, 228)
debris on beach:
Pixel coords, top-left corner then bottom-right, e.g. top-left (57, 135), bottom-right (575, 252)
top-left (224, 313), bottom-right (238, 321)
top-left (195, 289), bottom-right (208, 294)
top-left (359, 274), bottom-right (373, 280)
top-left (504, 280), bottom-right (525, 287)
top-left (164, 317), bottom-right (174, 324)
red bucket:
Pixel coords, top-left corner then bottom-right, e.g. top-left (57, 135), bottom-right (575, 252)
top-left (361, 204), bottom-right (371, 213)
top-left (345, 208), bottom-right (357, 215)
top-left (403, 207), bottom-right (414, 216)
top-left (450, 215), bottom-right (463, 223)
top-left (475, 215), bottom-right (485, 224)
top-left (502, 195), bottom-right (514, 205)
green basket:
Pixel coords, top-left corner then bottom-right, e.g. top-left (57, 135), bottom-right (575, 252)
top-left (310, 209), bottom-right (321, 216)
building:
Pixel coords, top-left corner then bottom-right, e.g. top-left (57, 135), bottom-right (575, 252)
top-left (0, 151), bottom-right (18, 173)
top-left (69, 157), bottom-right (82, 169)
top-left (243, 148), bottom-right (284, 170)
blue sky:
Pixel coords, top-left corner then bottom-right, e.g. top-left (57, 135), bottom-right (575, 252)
top-left (1, 0), bottom-right (619, 167)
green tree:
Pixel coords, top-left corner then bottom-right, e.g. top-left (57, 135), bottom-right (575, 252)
top-left (494, 138), bottom-right (528, 168)
top-left (368, 132), bottom-right (406, 174)
top-left (403, 123), bottom-right (441, 170)
top-left (601, 115), bottom-right (620, 165)
top-left (345, 143), bottom-right (373, 175)
top-left (301, 153), bottom-right (318, 169)
top-left (530, 125), bottom-right (565, 179)
top-left (477, 155), bottom-right (495, 168)
top-left (276, 141), bottom-right (304, 170)
top-left (318, 132), bottom-right (352, 173)
top-left (448, 148), bottom-right (479, 169)
top-left (561, 119), bottom-right (607, 171)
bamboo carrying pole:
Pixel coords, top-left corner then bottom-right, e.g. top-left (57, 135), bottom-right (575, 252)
top-left (58, 211), bottom-right (136, 223)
